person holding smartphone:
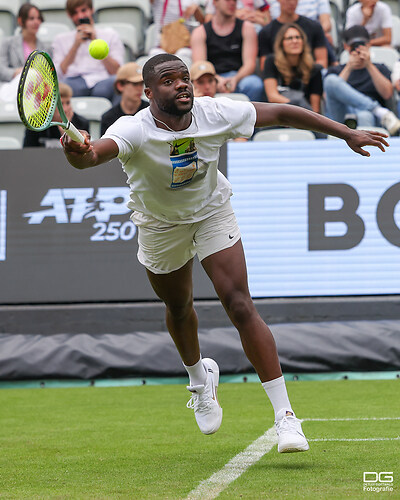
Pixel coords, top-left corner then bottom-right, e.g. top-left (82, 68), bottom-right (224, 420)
top-left (323, 25), bottom-right (400, 135)
top-left (52, 0), bottom-right (124, 103)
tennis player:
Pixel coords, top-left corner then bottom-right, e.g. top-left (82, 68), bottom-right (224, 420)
top-left (61, 53), bottom-right (388, 452)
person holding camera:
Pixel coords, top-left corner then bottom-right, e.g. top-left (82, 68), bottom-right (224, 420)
top-left (323, 25), bottom-right (400, 135)
top-left (52, 0), bottom-right (124, 103)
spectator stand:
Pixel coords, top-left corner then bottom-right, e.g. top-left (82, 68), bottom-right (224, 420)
top-left (71, 96), bottom-right (112, 140)
top-left (31, 0), bottom-right (74, 29)
top-left (93, 0), bottom-right (151, 56)
top-left (0, 1), bottom-right (18, 36)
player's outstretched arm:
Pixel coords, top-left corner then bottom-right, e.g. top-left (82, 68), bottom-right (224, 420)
top-left (61, 130), bottom-right (119, 169)
top-left (252, 102), bottom-right (389, 157)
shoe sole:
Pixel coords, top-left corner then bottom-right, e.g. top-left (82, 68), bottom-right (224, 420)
top-left (278, 442), bottom-right (310, 453)
top-left (202, 358), bottom-right (222, 435)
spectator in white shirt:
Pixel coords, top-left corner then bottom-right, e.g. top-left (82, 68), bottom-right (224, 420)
top-left (345, 0), bottom-right (392, 47)
top-left (52, 0), bottom-right (124, 103)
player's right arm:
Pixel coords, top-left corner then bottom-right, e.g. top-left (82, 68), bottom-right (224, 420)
top-left (61, 131), bottom-right (119, 169)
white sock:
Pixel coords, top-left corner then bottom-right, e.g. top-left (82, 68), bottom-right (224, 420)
top-left (183, 357), bottom-right (207, 387)
top-left (262, 376), bottom-right (292, 418)
top-left (372, 105), bottom-right (389, 120)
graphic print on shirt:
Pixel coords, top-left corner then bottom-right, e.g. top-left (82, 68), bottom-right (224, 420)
top-left (169, 138), bottom-right (198, 188)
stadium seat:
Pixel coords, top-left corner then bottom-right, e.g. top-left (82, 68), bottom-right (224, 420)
top-left (214, 93), bottom-right (250, 101)
top-left (0, 101), bottom-right (26, 144)
top-left (253, 128), bottom-right (316, 141)
top-left (93, 0), bottom-right (151, 55)
top-left (340, 46), bottom-right (399, 70)
top-left (135, 55), bottom-right (152, 67)
top-left (384, 0), bottom-right (400, 16)
top-left (329, 0), bottom-right (344, 37)
top-left (0, 136), bottom-right (21, 149)
top-left (95, 22), bottom-right (138, 61)
top-left (33, 0), bottom-right (74, 29)
top-left (71, 96), bottom-right (112, 140)
top-left (144, 23), bottom-right (157, 55)
top-left (391, 15), bottom-right (400, 48)
top-left (0, 1), bottom-right (18, 36)
top-left (37, 22), bottom-right (70, 44)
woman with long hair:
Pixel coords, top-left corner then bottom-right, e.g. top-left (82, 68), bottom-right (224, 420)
top-left (262, 23), bottom-right (323, 113)
top-left (0, 3), bottom-right (50, 83)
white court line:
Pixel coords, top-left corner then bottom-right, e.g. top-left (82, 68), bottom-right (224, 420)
top-left (0, 190), bottom-right (6, 261)
top-left (186, 416), bottom-right (400, 500)
top-left (310, 437), bottom-right (400, 442)
top-left (303, 417), bottom-right (400, 422)
top-left (186, 426), bottom-right (277, 500)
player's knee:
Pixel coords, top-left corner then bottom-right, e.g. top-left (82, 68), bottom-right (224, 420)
top-left (225, 293), bottom-right (254, 326)
top-left (166, 298), bottom-right (194, 321)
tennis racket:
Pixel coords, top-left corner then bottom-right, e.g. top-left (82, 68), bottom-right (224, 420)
top-left (17, 50), bottom-right (85, 143)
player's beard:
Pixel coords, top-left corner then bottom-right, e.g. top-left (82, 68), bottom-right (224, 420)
top-left (157, 94), bottom-right (194, 116)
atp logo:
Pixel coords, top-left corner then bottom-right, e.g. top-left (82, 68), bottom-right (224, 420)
top-left (24, 187), bottom-right (136, 242)
top-left (0, 190), bottom-right (7, 261)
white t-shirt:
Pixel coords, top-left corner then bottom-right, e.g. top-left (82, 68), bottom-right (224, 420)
top-left (52, 26), bottom-right (124, 88)
top-left (103, 97), bottom-right (256, 224)
top-left (345, 1), bottom-right (392, 38)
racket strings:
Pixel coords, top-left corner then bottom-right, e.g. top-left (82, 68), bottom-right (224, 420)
top-left (21, 53), bottom-right (57, 129)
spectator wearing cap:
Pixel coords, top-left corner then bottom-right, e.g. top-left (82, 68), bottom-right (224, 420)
top-left (345, 0), bottom-right (392, 47)
top-left (100, 62), bottom-right (149, 136)
top-left (323, 25), bottom-right (400, 135)
top-left (190, 60), bottom-right (218, 97)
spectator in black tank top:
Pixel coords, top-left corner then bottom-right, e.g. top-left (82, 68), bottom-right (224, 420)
top-left (258, 0), bottom-right (327, 71)
top-left (191, 0), bottom-right (265, 101)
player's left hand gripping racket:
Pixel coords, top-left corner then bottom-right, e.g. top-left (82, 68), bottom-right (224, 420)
top-left (17, 50), bottom-right (85, 143)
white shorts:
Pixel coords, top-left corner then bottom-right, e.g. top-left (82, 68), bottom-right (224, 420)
top-left (136, 201), bottom-right (241, 274)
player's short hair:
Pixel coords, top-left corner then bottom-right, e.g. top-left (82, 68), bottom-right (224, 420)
top-left (18, 3), bottom-right (44, 27)
top-left (143, 54), bottom-right (185, 87)
top-left (66, 0), bottom-right (92, 16)
top-left (59, 82), bottom-right (73, 99)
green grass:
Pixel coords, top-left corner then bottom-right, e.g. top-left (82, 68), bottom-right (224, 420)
top-left (0, 380), bottom-right (398, 499)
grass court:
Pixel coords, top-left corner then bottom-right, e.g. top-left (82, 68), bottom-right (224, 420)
top-left (0, 379), bottom-right (398, 499)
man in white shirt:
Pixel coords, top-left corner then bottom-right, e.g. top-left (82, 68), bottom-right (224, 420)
top-left (345, 0), bottom-right (392, 47)
top-left (52, 0), bottom-right (124, 103)
top-left (60, 53), bottom-right (388, 449)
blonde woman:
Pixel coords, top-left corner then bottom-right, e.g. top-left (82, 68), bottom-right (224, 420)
top-left (262, 23), bottom-right (322, 113)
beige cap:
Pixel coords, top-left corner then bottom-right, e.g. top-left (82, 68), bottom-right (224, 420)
top-left (116, 62), bottom-right (143, 83)
top-left (190, 61), bottom-right (216, 81)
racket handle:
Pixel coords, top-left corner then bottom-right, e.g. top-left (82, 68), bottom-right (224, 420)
top-left (64, 121), bottom-right (85, 143)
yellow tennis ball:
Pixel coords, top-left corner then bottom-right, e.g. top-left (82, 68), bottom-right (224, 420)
top-left (89, 39), bottom-right (109, 60)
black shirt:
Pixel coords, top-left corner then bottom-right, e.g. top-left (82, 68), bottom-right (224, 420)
top-left (23, 113), bottom-right (89, 148)
top-left (100, 100), bottom-right (149, 137)
top-left (258, 16), bottom-right (326, 58)
top-left (262, 55), bottom-right (323, 101)
top-left (327, 63), bottom-right (391, 106)
top-left (204, 18), bottom-right (244, 74)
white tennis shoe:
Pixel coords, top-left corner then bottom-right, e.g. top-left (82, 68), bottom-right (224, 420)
top-left (186, 358), bottom-right (222, 435)
top-left (275, 408), bottom-right (310, 453)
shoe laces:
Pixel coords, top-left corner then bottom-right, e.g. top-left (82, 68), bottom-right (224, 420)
top-left (186, 391), bottom-right (214, 413)
top-left (275, 414), bottom-right (299, 435)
